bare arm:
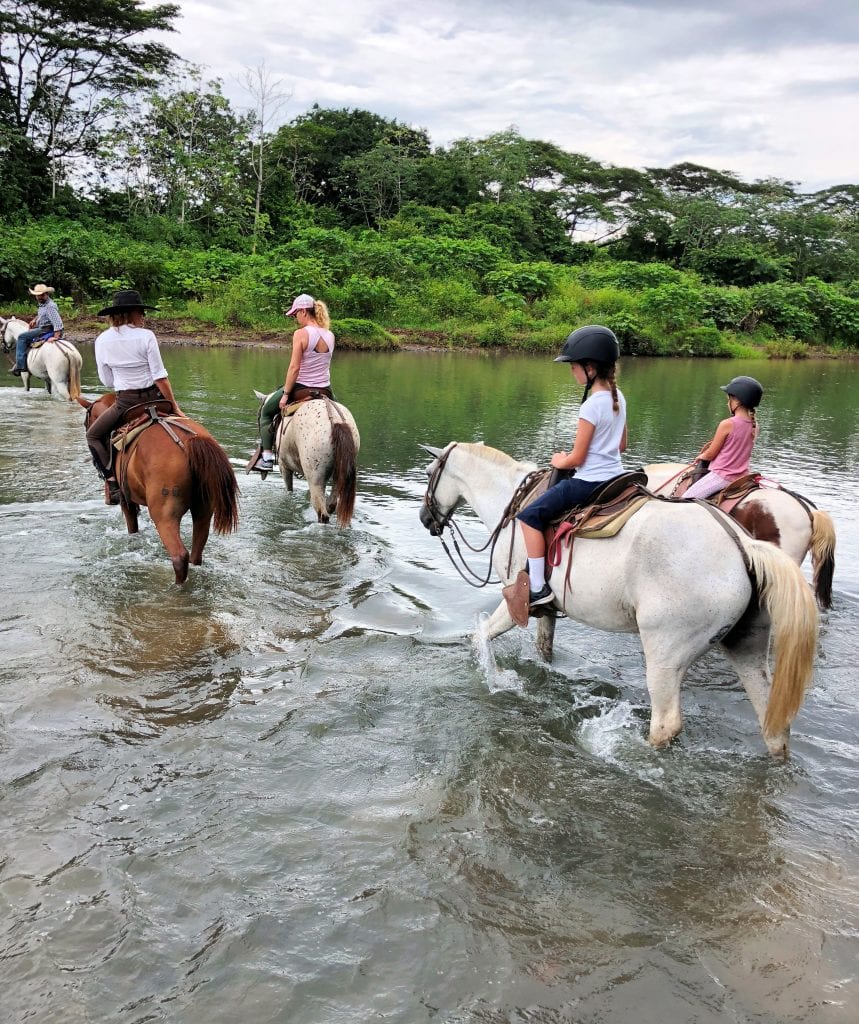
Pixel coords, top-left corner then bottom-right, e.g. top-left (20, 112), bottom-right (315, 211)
top-left (698, 419), bottom-right (732, 461)
top-left (279, 329), bottom-right (307, 408)
top-left (551, 418), bottom-right (596, 470)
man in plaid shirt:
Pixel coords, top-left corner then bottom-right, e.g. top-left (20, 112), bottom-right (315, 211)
top-left (10, 283), bottom-right (65, 375)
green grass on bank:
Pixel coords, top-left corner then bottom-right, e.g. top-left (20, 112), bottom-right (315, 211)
top-left (4, 220), bottom-right (858, 357)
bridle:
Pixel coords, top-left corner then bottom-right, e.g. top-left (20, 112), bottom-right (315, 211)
top-left (421, 443), bottom-right (543, 589)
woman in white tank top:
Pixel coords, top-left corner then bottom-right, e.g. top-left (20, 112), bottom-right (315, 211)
top-left (255, 293), bottom-right (336, 470)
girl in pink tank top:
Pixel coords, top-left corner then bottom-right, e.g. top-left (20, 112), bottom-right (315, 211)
top-left (683, 375), bottom-right (763, 500)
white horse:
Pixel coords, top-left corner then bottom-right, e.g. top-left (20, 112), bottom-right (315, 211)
top-left (1, 316), bottom-right (82, 402)
top-left (255, 390), bottom-right (360, 526)
top-left (644, 462), bottom-right (836, 609)
top-left (419, 442), bottom-right (819, 757)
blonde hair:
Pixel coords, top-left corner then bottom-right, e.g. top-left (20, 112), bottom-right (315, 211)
top-left (311, 299), bottom-right (330, 330)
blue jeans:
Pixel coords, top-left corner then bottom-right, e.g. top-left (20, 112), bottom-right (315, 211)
top-left (15, 328), bottom-right (45, 369)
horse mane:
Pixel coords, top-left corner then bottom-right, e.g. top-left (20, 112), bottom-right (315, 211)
top-left (458, 441), bottom-right (537, 472)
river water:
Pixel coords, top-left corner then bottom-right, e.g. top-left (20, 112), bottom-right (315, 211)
top-left (1, 345), bottom-right (857, 1023)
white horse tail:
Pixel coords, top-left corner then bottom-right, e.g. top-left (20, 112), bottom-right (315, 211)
top-left (331, 419), bottom-right (357, 527)
top-left (66, 347), bottom-right (82, 402)
top-left (809, 509), bottom-right (836, 610)
top-left (740, 537), bottom-right (819, 738)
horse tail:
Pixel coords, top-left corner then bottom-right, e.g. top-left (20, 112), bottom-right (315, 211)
top-left (809, 509), bottom-right (836, 610)
top-left (67, 350), bottom-right (81, 402)
top-left (186, 435), bottom-right (240, 535)
top-left (741, 537), bottom-right (818, 739)
top-left (331, 420), bottom-right (358, 527)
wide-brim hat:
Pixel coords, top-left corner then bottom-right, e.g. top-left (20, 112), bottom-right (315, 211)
top-left (97, 289), bottom-right (159, 316)
top-left (29, 283), bottom-right (55, 296)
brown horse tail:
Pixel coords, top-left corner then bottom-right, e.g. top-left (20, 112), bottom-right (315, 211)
top-left (810, 509), bottom-right (836, 610)
top-left (331, 421), bottom-right (357, 527)
top-left (186, 435), bottom-right (239, 534)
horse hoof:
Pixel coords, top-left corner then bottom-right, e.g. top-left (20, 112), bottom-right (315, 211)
top-left (172, 553), bottom-right (190, 584)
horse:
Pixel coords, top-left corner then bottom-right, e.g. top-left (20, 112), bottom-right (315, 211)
top-left (80, 393), bottom-right (239, 583)
top-left (644, 462), bottom-right (836, 610)
top-left (254, 389), bottom-right (359, 526)
top-left (419, 442), bottom-right (819, 757)
top-left (1, 316), bottom-right (82, 401)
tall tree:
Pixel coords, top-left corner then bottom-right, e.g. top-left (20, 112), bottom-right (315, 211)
top-left (239, 62), bottom-right (290, 252)
top-left (0, 0), bottom-right (178, 200)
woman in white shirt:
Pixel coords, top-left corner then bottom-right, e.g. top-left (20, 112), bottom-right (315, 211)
top-left (86, 289), bottom-right (184, 504)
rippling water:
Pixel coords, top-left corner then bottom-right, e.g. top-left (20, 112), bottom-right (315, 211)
top-left (1, 348), bottom-right (857, 1023)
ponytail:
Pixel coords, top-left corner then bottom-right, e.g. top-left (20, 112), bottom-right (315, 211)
top-left (592, 360), bottom-right (620, 413)
top-left (312, 299), bottom-right (330, 330)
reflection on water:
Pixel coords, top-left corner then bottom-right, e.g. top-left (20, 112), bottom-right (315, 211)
top-left (1, 350), bottom-right (857, 1023)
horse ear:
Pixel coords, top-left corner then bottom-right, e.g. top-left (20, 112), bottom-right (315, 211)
top-left (419, 444), bottom-right (444, 458)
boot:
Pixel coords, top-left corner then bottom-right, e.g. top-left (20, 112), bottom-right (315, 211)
top-left (104, 479), bottom-right (121, 505)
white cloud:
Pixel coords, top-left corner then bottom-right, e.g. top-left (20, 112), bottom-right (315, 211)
top-left (166, 0), bottom-right (859, 190)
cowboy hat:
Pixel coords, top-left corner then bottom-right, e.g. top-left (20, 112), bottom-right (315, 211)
top-left (29, 283), bottom-right (55, 296)
top-left (97, 289), bottom-right (159, 316)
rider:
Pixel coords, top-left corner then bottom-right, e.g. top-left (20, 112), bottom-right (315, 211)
top-left (255, 293), bottom-right (335, 471)
top-left (517, 325), bottom-right (627, 610)
top-left (86, 289), bottom-right (185, 505)
top-left (682, 376), bottom-right (762, 500)
top-left (10, 283), bottom-right (64, 375)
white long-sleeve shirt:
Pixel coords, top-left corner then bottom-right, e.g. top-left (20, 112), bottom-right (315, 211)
top-left (94, 325), bottom-right (168, 391)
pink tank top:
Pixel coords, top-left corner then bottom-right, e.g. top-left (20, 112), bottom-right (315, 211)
top-left (710, 416), bottom-right (756, 481)
top-left (297, 326), bottom-right (334, 388)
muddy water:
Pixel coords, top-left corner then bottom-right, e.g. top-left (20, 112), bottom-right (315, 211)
top-left (1, 348), bottom-right (857, 1023)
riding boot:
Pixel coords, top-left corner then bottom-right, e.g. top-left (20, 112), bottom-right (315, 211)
top-left (104, 479), bottom-right (121, 506)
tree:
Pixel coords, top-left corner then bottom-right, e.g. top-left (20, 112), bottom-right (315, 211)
top-left (239, 62), bottom-right (290, 252)
top-left (0, 0), bottom-right (179, 202)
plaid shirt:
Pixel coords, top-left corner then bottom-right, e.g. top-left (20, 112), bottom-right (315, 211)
top-left (34, 298), bottom-right (64, 333)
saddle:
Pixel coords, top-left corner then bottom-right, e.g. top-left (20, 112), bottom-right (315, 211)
top-left (110, 405), bottom-right (195, 456)
top-left (672, 466), bottom-right (762, 514)
top-left (502, 470), bottom-right (650, 625)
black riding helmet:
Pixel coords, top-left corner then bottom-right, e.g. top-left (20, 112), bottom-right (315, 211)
top-left (721, 375), bottom-right (763, 409)
top-left (555, 325), bottom-right (620, 402)
top-left (555, 325), bottom-right (620, 366)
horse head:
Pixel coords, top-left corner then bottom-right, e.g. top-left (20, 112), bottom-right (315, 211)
top-left (419, 443), bottom-right (460, 536)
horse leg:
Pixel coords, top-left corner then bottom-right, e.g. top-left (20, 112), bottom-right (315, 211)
top-left (121, 500), bottom-right (140, 535)
top-left (52, 378), bottom-right (69, 401)
top-left (639, 632), bottom-right (688, 746)
top-left (535, 615), bottom-right (556, 663)
top-left (308, 479), bottom-right (329, 523)
top-left (720, 619), bottom-right (790, 758)
top-left (475, 598), bottom-right (516, 644)
top-left (189, 510), bottom-right (211, 566)
top-left (281, 467), bottom-right (294, 491)
top-left (152, 514), bottom-right (190, 583)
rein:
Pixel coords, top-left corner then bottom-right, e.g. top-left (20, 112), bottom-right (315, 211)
top-left (422, 445), bottom-right (543, 589)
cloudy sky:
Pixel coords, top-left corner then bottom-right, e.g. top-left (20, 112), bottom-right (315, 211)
top-left (169, 0), bottom-right (859, 192)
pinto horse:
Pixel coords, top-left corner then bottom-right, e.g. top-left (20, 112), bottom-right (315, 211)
top-left (80, 394), bottom-right (239, 583)
top-left (644, 462), bottom-right (836, 609)
top-left (419, 442), bottom-right (818, 756)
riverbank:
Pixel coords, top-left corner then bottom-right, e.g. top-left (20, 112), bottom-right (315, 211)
top-left (59, 314), bottom-right (849, 359)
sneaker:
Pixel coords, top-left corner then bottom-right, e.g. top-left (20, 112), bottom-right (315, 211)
top-left (9, 367), bottom-right (22, 376)
top-left (257, 455), bottom-right (275, 471)
top-left (528, 583), bottom-right (554, 608)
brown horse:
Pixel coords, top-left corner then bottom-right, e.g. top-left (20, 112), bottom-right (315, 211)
top-left (81, 394), bottom-right (239, 583)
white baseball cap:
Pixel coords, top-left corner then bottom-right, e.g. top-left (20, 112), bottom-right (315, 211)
top-left (285, 294), bottom-right (315, 316)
